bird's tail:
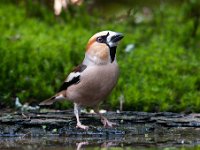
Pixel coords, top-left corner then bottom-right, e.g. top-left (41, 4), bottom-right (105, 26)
top-left (39, 96), bottom-right (57, 106)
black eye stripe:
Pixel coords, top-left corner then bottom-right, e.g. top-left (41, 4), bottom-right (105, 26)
top-left (106, 32), bottom-right (110, 37)
top-left (96, 32), bottom-right (110, 43)
top-left (96, 36), bottom-right (106, 43)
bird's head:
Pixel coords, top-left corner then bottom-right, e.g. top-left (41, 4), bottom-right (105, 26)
top-left (85, 31), bottom-right (124, 65)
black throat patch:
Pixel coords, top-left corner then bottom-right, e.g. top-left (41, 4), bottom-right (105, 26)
top-left (96, 32), bottom-right (117, 63)
top-left (110, 46), bottom-right (117, 63)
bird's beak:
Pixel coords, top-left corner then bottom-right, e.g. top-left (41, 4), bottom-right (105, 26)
top-left (107, 32), bottom-right (124, 47)
top-left (110, 33), bottom-right (124, 43)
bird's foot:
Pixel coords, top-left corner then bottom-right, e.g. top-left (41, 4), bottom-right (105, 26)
top-left (76, 123), bottom-right (89, 130)
top-left (101, 118), bottom-right (117, 127)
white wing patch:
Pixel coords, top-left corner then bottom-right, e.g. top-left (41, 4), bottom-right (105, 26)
top-left (66, 72), bottom-right (81, 82)
top-left (55, 94), bottom-right (65, 99)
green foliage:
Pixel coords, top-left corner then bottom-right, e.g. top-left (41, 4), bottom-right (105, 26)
top-left (0, 1), bottom-right (199, 112)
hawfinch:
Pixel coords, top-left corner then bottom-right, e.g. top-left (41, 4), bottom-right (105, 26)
top-left (40, 31), bottom-right (124, 129)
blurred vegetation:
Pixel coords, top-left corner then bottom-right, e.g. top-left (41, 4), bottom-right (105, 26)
top-left (0, 0), bottom-right (199, 112)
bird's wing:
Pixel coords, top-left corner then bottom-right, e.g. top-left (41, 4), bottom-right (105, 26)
top-left (58, 64), bottom-right (87, 92)
top-left (39, 64), bottom-right (87, 106)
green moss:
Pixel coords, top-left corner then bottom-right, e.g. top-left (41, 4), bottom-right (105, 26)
top-left (0, 1), bottom-right (199, 112)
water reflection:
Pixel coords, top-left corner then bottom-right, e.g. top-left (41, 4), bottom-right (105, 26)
top-left (76, 141), bottom-right (88, 150)
top-left (0, 135), bottom-right (200, 150)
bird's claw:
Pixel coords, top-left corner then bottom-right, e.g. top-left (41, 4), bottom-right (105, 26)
top-left (101, 118), bottom-right (117, 127)
top-left (76, 123), bottom-right (89, 130)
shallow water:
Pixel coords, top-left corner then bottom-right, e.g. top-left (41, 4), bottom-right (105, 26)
top-left (1, 134), bottom-right (200, 150)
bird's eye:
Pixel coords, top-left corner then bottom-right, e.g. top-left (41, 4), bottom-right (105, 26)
top-left (96, 37), bottom-right (104, 43)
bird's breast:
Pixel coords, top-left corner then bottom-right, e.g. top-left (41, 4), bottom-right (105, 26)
top-left (66, 63), bottom-right (119, 106)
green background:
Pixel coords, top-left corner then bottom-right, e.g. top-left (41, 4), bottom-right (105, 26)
top-left (0, 0), bottom-right (199, 112)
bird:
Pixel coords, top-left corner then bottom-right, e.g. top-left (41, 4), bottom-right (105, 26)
top-left (40, 31), bottom-right (124, 130)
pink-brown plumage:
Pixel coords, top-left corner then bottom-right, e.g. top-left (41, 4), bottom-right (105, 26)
top-left (40, 30), bottom-right (123, 129)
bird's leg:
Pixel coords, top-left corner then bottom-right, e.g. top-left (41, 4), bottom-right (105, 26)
top-left (94, 107), bottom-right (116, 127)
top-left (74, 103), bottom-right (89, 130)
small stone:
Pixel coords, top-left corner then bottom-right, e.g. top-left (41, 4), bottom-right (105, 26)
top-left (52, 128), bottom-right (57, 133)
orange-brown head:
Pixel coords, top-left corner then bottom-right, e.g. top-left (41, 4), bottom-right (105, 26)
top-left (85, 31), bottom-right (124, 65)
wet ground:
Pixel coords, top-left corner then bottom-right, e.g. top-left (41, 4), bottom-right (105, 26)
top-left (1, 111), bottom-right (200, 149)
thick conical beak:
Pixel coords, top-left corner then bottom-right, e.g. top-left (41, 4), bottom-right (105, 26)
top-left (107, 32), bottom-right (124, 48)
top-left (110, 33), bottom-right (124, 43)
